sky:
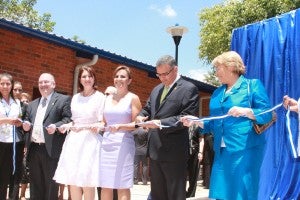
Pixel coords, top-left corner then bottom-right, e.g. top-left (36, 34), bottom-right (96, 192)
top-left (34, 0), bottom-right (223, 81)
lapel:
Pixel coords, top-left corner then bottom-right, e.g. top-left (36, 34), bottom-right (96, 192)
top-left (222, 76), bottom-right (245, 102)
top-left (43, 92), bottom-right (58, 122)
top-left (31, 99), bottom-right (40, 124)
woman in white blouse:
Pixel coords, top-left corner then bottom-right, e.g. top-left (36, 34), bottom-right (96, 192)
top-left (0, 73), bottom-right (23, 199)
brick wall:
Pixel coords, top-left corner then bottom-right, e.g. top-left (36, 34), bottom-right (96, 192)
top-left (0, 27), bottom-right (212, 116)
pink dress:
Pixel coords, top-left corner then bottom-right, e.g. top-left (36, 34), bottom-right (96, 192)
top-left (100, 92), bottom-right (135, 188)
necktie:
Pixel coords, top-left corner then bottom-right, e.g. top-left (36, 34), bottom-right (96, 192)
top-left (41, 98), bottom-right (47, 108)
top-left (160, 86), bottom-right (169, 103)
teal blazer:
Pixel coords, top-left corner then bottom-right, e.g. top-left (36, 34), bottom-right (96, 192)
top-left (201, 75), bottom-right (272, 155)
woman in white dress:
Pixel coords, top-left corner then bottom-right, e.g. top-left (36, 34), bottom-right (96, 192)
top-left (54, 66), bottom-right (105, 200)
top-left (100, 66), bottom-right (142, 200)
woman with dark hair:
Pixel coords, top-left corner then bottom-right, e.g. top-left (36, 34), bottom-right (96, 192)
top-left (54, 66), bottom-right (105, 200)
top-left (100, 65), bottom-right (142, 200)
top-left (0, 73), bottom-right (23, 199)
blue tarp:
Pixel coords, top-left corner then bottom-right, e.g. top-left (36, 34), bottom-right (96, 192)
top-left (231, 9), bottom-right (300, 200)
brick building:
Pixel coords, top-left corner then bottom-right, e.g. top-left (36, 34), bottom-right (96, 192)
top-left (0, 18), bottom-right (216, 116)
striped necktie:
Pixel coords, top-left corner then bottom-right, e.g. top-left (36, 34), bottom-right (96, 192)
top-left (41, 98), bottom-right (47, 108)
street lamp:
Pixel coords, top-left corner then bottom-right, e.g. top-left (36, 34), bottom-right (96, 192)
top-left (166, 24), bottom-right (188, 65)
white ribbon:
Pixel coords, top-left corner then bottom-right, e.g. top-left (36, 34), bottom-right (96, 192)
top-left (286, 107), bottom-right (299, 158)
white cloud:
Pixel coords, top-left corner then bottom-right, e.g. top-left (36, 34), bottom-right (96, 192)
top-left (186, 68), bottom-right (208, 82)
top-left (149, 4), bottom-right (177, 18)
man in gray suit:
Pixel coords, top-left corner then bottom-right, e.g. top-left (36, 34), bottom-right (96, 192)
top-left (136, 55), bottom-right (199, 200)
top-left (23, 73), bottom-right (71, 200)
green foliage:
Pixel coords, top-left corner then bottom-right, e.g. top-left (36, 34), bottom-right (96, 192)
top-left (71, 35), bottom-right (86, 44)
top-left (199, 0), bottom-right (300, 85)
top-left (199, 0), bottom-right (299, 63)
top-left (204, 70), bottom-right (221, 86)
top-left (0, 0), bottom-right (55, 32)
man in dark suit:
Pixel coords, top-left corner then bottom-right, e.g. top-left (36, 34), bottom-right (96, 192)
top-left (136, 55), bottom-right (199, 200)
top-left (23, 73), bottom-right (71, 200)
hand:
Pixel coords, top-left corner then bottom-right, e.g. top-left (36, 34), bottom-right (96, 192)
top-left (283, 95), bottom-right (298, 112)
top-left (137, 120), bottom-right (161, 129)
top-left (180, 115), bottom-right (203, 128)
top-left (12, 118), bottom-right (22, 127)
top-left (135, 116), bottom-right (148, 123)
top-left (228, 106), bottom-right (253, 118)
top-left (58, 123), bottom-right (72, 134)
top-left (46, 124), bottom-right (56, 134)
top-left (90, 123), bottom-right (104, 133)
top-left (22, 121), bottom-right (31, 131)
top-left (108, 124), bottom-right (120, 133)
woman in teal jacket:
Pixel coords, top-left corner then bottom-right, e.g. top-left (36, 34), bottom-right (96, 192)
top-left (182, 51), bottom-right (272, 200)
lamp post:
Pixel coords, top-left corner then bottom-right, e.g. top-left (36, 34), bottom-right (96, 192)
top-left (166, 24), bottom-right (188, 65)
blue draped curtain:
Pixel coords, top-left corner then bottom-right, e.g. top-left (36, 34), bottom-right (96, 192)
top-left (231, 9), bottom-right (300, 199)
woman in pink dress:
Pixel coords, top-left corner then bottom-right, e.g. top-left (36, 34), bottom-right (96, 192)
top-left (100, 66), bottom-right (142, 200)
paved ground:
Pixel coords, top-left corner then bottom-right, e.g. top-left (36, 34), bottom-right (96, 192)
top-left (22, 181), bottom-right (209, 200)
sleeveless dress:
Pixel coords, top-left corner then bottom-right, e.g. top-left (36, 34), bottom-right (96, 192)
top-left (53, 91), bottom-right (105, 187)
top-left (100, 92), bottom-right (135, 188)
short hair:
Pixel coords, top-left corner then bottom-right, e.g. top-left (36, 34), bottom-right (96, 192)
top-left (104, 86), bottom-right (117, 95)
top-left (0, 73), bottom-right (15, 100)
top-left (156, 55), bottom-right (177, 68)
top-left (20, 92), bottom-right (32, 102)
top-left (78, 66), bottom-right (98, 91)
top-left (114, 65), bottom-right (132, 79)
top-left (212, 51), bottom-right (246, 75)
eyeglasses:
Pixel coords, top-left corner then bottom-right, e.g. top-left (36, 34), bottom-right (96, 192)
top-left (156, 67), bottom-right (174, 78)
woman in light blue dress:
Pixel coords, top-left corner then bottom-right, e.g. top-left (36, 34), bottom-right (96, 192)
top-left (182, 51), bottom-right (272, 200)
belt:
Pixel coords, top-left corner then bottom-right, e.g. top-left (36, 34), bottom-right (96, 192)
top-left (31, 142), bottom-right (45, 146)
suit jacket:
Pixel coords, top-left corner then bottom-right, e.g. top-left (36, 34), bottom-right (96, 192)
top-left (140, 77), bottom-right (199, 162)
top-left (24, 92), bottom-right (72, 158)
top-left (202, 75), bottom-right (272, 155)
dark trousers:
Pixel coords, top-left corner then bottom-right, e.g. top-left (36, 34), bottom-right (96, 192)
top-left (134, 155), bottom-right (148, 184)
top-left (150, 159), bottom-right (187, 200)
top-left (202, 134), bottom-right (214, 188)
top-left (9, 142), bottom-right (25, 200)
top-left (186, 150), bottom-right (200, 198)
top-left (28, 143), bottom-right (59, 200)
top-left (0, 142), bottom-right (23, 200)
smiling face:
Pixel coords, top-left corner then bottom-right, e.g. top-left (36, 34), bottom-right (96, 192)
top-left (38, 73), bottom-right (56, 97)
top-left (114, 67), bottom-right (132, 90)
top-left (80, 69), bottom-right (95, 91)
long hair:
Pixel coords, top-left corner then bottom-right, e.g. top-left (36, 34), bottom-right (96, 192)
top-left (0, 73), bottom-right (15, 101)
top-left (78, 66), bottom-right (98, 91)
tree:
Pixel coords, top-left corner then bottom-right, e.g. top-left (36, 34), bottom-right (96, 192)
top-left (0, 0), bottom-right (55, 32)
top-left (199, 0), bottom-right (300, 85)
